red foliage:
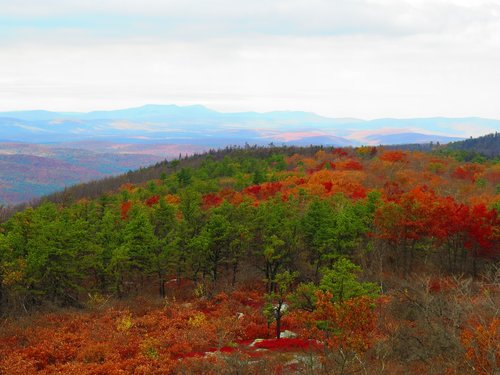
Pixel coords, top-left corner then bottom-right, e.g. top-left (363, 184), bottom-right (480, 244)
top-left (374, 185), bottom-right (499, 261)
top-left (252, 338), bottom-right (322, 352)
top-left (296, 178), bottom-right (306, 185)
top-left (375, 186), bottom-right (437, 244)
top-left (332, 148), bottom-right (348, 157)
top-left (428, 277), bottom-right (454, 294)
top-left (322, 181), bottom-right (333, 193)
top-left (202, 193), bottom-right (223, 209)
top-left (452, 164), bottom-right (483, 182)
top-left (264, 181), bottom-right (283, 198)
top-left (145, 195), bottom-right (160, 207)
top-left (244, 182), bottom-right (283, 200)
top-left (230, 290), bottom-right (263, 309)
top-left (120, 201), bottom-right (132, 220)
top-left (464, 204), bottom-right (499, 257)
top-left (383, 181), bottom-right (404, 201)
top-left (452, 166), bottom-right (474, 181)
top-left (244, 185), bottom-right (262, 197)
top-left (350, 186), bottom-right (367, 200)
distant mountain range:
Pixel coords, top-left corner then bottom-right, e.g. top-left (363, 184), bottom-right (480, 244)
top-left (1, 104), bottom-right (499, 205)
top-left (3, 104), bottom-right (497, 146)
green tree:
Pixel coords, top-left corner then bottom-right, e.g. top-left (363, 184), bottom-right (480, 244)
top-left (177, 168), bottom-right (192, 187)
top-left (119, 206), bottom-right (157, 293)
top-left (150, 199), bottom-right (178, 297)
top-left (320, 258), bottom-right (379, 302)
top-left (24, 203), bottom-right (86, 305)
top-left (96, 208), bottom-right (122, 291)
top-left (203, 211), bottom-right (232, 282)
top-left (263, 270), bottom-right (298, 339)
top-left (302, 196), bottom-right (373, 280)
top-left (254, 198), bottom-right (300, 293)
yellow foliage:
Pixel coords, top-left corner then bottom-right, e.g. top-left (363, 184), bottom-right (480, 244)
top-left (116, 312), bottom-right (134, 332)
top-left (188, 312), bottom-right (206, 328)
top-left (1, 259), bottom-right (26, 286)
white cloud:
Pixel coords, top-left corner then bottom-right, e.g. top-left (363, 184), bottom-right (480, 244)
top-left (0, 0), bottom-right (499, 128)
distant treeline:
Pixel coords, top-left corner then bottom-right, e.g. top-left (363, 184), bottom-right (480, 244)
top-left (0, 144), bottom-right (330, 222)
top-left (1, 133), bottom-right (498, 222)
top-left (445, 132), bottom-right (499, 158)
top-left (383, 133), bottom-right (500, 163)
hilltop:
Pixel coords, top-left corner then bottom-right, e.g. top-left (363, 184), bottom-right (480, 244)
top-left (0, 144), bottom-right (498, 374)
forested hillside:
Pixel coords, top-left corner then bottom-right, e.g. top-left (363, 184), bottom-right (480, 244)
top-left (0, 143), bottom-right (165, 205)
top-left (0, 146), bottom-right (498, 374)
top-left (445, 132), bottom-right (500, 158)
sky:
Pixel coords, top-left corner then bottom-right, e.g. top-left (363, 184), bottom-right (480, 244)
top-left (1, 0), bottom-right (500, 119)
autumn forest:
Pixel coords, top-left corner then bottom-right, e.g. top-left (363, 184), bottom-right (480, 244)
top-left (0, 145), bottom-right (498, 374)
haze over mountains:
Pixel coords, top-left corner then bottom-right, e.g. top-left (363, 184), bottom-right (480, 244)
top-left (1, 104), bottom-right (499, 205)
top-left (3, 104), bottom-right (495, 146)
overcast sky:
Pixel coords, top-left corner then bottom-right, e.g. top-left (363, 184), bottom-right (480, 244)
top-left (1, 0), bottom-right (500, 119)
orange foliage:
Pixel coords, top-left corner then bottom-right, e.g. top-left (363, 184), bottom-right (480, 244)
top-left (0, 291), bottom-right (273, 374)
top-left (285, 153), bottom-right (303, 168)
top-left (299, 157), bottom-right (317, 171)
top-left (296, 292), bottom-right (378, 353)
top-left (305, 170), bottom-right (367, 199)
top-left (461, 318), bottom-right (500, 375)
top-left (483, 165), bottom-right (500, 185)
top-left (337, 159), bottom-right (363, 171)
top-left (165, 194), bottom-right (180, 205)
top-left (379, 150), bottom-right (407, 163)
top-left (229, 191), bottom-right (245, 205)
top-left (120, 183), bottom-right (135, 192)
top-left (307, 169), bottom-right (337, 185)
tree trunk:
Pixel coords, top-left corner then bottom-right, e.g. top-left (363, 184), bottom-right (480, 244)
top-left (276, 303), bottom-right (282, 339)
top-left (158, 272), bottom-right (165, 298)
top-left (232, 262), bottom-right (238, 287)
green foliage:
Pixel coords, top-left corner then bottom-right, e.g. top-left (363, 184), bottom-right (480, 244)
top-left (122, 206), bottom-right (157, 272)
top-left (3, 145), bottom-right (493, 316)
top-left (176, 168), bottom-right (192, 186)
top-left (302, 195), bottom-right (375, 276)
top-left (443, 132), bottom-right (499, 159)
top-left (263, 270), bottom-right (298, 338)
top-left (288, 282), bottom-right (318, 312)
top-left (268, 154), bottom-right (287, 171)
top-left (252, 168), bottom-right (265, 184)
top-left (320, 258), bottom-right (380, 302)
top-left (290, 258), bottom-right (378, 312)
